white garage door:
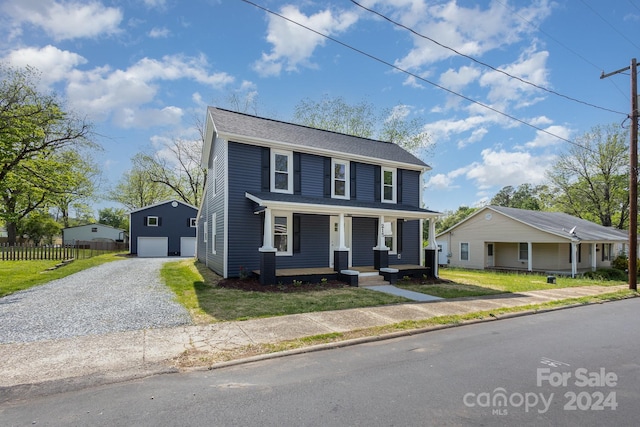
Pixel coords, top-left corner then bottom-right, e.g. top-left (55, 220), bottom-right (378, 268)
top-left (138, 237), bottom-right (168, 257)
top-left (180, 237), bottom-right (196, 257)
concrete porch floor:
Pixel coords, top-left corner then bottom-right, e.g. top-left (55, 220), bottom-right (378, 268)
top-left (253, 265), bottom-right (429, 277)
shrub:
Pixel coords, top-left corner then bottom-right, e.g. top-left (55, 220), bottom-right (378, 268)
top-left (583, 268), bottom-right (627, 281)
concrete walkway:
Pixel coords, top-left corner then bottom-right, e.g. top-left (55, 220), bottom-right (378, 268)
top-left (0, 285), bottom-right (632, 401)
top-left (362, 285), bottom-right (444, 301)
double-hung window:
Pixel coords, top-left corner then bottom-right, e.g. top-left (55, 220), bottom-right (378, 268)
top-left (383, 220), bottom-right (397, 253)
top-left (460, 242), bottom-right (469, 261)
top-left (271, 150), bottom-right (293, 194)
top-left (332, 159), bottom-right (350, 199)
top-left (382, 167), bottom-right (396, 203)
top-left (519, 243), bottom-right (528, 261)
top-left (273, 211), bottom-right (292, 256)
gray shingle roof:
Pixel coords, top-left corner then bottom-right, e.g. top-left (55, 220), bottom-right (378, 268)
top-left (209, 107), bottom-right (429, 168)
top-left (489, 206), bottom-right (628, 242)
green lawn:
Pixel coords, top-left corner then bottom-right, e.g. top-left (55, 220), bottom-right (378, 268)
top-left (161, 259), bottom-right (409, 323)
top-left (0, 253), bottom-right (127, 298)
top-left (395, 267), bottom-right (627, 298)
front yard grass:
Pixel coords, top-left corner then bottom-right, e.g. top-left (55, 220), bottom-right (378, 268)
top-left (161, 259), bottom-right (409, 323)
top-left (395, 267), bottom-right (627, 298)
top-left (0, 252), bottom-right (127, 298)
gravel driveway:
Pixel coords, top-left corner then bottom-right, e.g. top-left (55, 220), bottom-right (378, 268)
top-left (0, 258), bottom-right (192, 344)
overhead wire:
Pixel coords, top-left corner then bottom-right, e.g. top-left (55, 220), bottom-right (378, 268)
top-left (579, 0), bottom-right (640, 51)
top-left (239, 0), bottom-right (599, 151)
top-left (351, 0), bottom-right (626, 116)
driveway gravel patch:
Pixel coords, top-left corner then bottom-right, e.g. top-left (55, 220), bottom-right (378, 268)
top-left (0, 258), bottom-right (192, 344)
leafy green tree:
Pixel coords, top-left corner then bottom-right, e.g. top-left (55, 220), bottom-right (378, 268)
top-left (435, 206), bottom-right (478, 234)
top-left (0, 65), bottom-right (94, 244)
top-left (99, 207), bottom-right (129, 230)
top-left (293, 96), bottom-right (431, 155)
top-left (108, 168), bottom-right (172, 210)
top-left (19, 211), bottom-right (61, 245)
top-left (491, 184), bottom-right (547, 210)
top-left (546, 124), bottom-right (629, 228)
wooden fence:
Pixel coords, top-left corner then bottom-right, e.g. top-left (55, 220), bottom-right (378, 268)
top-left (0, 241), bottom-right (128, 261)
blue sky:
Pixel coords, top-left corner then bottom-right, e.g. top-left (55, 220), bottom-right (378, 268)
top-left (1, 0), bottom-right (638, 215)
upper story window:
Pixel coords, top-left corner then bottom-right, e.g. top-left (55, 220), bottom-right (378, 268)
top-left (382, 167), bottom-right (396, 203)
top-left (332, 159), bottom-right (350, 199)
top-left (271, 149), bottom-right (293, 194)
top-left (190, 218), bottom-right (197, 228)
top-left (146, 216), bottom-right (159, 227)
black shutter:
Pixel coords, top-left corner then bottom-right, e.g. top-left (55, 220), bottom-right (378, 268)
top-left (293, 214), bottom-right (301, 253)
top-left (601, 244), bottom-right (605, 262)
top-left (569, 243), bottom-right (572, 263)
top-left (350, 162), bottom-right (357, 199)
top-left (158, 217), bottom-right (162, 227)
top-left (294, 152), bottom-right (301, 195)
top-left (373, 218), bottom-right (379, 245)
top-left (323, 157), bottom-right (331, 197)
top-left (374, 165), bottom-right (381, 202)
top-left (144, 216), bottom-right (147, 226)
top-left (397, 169), bottom-right (403, 204)
top-left (261, 147), bottom-right (270, 191)
top-left (397, 220), bottom-right (403, 252)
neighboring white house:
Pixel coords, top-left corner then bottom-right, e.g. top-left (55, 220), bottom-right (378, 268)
top-left (437, 206), bottom-right (628, 277)
top-left (62, 224), bottom-right (127, 244)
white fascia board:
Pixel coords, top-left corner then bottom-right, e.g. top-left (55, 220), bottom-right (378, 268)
top-left (245, 193), bottom-right (438, 220)
top-left (201, 109), bottom-right (217, 169)
top-left (220, 131), bottom-right (430, 172)
top-left (222, 139), bottom-right (229, 279)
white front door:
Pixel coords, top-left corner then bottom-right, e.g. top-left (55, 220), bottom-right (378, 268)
top-left (329, 216), bottom-right (352, 267)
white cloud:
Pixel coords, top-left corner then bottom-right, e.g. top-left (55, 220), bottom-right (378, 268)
top-left (524, 125), bottom-right (572, 148)
top-left (149, 27), bottom-right (170, 38)
top-left (2, 0), bottom-right (123, 41)
top-left (143, 0), bottom-right (167, 8)
top-left (63, 54), bottom-right (234, 126)
top-left (464, 148), bottom-right (555, 189)
top-left (439, 65), bottom-right (481, 92)
top-left (3, 45), bottom-right (86, 87)
top-left (253, 5), bottom-right (358, 76)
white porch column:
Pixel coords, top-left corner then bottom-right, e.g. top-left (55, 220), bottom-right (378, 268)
top-left (259, 207), bottom-right (275, 251)
top-left (429, 217), bottom-right (439, 277)
top-left (419, 219), bottom-right (424, 266)
top-left (527, 241), bottom-right (533, 272)
top-left (571, 242), bottom-right (578, 278)
top-left (374, 215), bottom-right (388, 250)
top-left (338, 213), bottom-right (348, 251)
top-left (591, 243), bottom-right (598, 272)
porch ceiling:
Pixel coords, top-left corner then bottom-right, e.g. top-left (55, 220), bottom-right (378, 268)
top-left (246, 191), bottom-right (440, 219)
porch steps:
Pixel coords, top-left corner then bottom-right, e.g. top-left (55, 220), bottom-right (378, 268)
top-left (357, 274), bottom-right (389, 287)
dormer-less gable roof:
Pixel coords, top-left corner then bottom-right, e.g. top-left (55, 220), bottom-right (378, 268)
top-left (128, 199), bottom-right (198, 215)
top-left (437, 205), bottom-right (628, 242)
top-left (203, 107), bottom-right (430, 171)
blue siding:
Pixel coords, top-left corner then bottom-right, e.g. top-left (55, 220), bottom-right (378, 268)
top-left (200, 136), bottom-right (227, 275)
top-left (130, 202), bottom-right (197, 255)
top-left (300, 153), bottom-right (325, 197)
top-left (401, 169), bottom-right (421, 207)
top-left (276, 214), bottom-right (329, 269)
top-left (352, 217), bottom-right (376, 266)
top-left (226, 142), bottom-right (263, 277)
top-left (355, 163), bottom-right (375, 202)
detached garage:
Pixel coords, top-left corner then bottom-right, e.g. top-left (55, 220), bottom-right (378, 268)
top-left (129, 200), bottom-right (198, 257)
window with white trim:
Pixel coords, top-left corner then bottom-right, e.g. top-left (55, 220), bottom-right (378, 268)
top-left (273, 211), bottom-right (292, 256)
top-left (382, 167), bottom-right (396, 203)
top-left (602, 243), bottom-right (613, 261)
top-left (383, 219), bottom-right (397, 254)
top-left (518, 243), bottom-right (528, 261)
top-left (190, 218), bottom-right (197, 228)
top-left (332, 159), bottom-right (350, 199)
top-left (460, 242), bottom-right (469, 261)
top-left (271, 150), bottom-right (293, 194)
top-left (146, 216), bottom-right (159, 227)
top-left (211, 213), bottom-right (217, 254)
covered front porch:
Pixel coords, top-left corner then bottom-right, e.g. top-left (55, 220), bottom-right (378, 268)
top-left (252, 264), bottom-right (434, 286)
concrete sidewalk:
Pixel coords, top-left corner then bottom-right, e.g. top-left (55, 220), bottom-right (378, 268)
top-left (0, 285), bottom-right (630, 401)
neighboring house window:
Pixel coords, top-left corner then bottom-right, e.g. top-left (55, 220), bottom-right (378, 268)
top-left (602, 243), bottom-right (613, 261)
top-left (383, 220), bottom-right (397, 253)
top-left (382, 167), bottom-right (396, 203)
top-left (519, 243), bottom-right (528, 261)
top-left (460, 242), bottom-right (469, 261)
top-left (146, 216), bottom-right (159, 227)
top-left (332, 159), bottom-right (350, 199)
top-left (273, 211), bottom-right (292, 256)
top-left (203, 221), bottom-right (208, 243)
top-left (211, 213), bottom-right (217, 254)
top-left (91, 227), bottom-right (98, 232)
top-left (487, 243), bottom-right (493, 256)
top-left (271, 149), bottom-right (293, 194)
top-left (190, 218), bottom-right (197, 228)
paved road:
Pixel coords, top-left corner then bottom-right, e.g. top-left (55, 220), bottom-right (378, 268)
top-left (1, 298), bottom-right (638, 426)
top-left (0, 257), bottom-right (191, 343)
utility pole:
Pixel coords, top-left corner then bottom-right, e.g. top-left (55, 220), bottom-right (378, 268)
top-left (601, 58), bottom-right (638, 291)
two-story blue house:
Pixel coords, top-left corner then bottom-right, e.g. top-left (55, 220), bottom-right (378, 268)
top-left (197, 107), bottom-right (440, 285)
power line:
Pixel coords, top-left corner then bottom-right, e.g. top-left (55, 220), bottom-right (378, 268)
top-left (579, 0), bottom-right (640, 50)
top-left (239, 0), bottom-right (597, 151)
top-left (351, 0), bottom-right (626, 116)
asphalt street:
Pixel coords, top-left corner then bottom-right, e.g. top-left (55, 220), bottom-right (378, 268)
top-left (1, 298), bottom-right (638, 426)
